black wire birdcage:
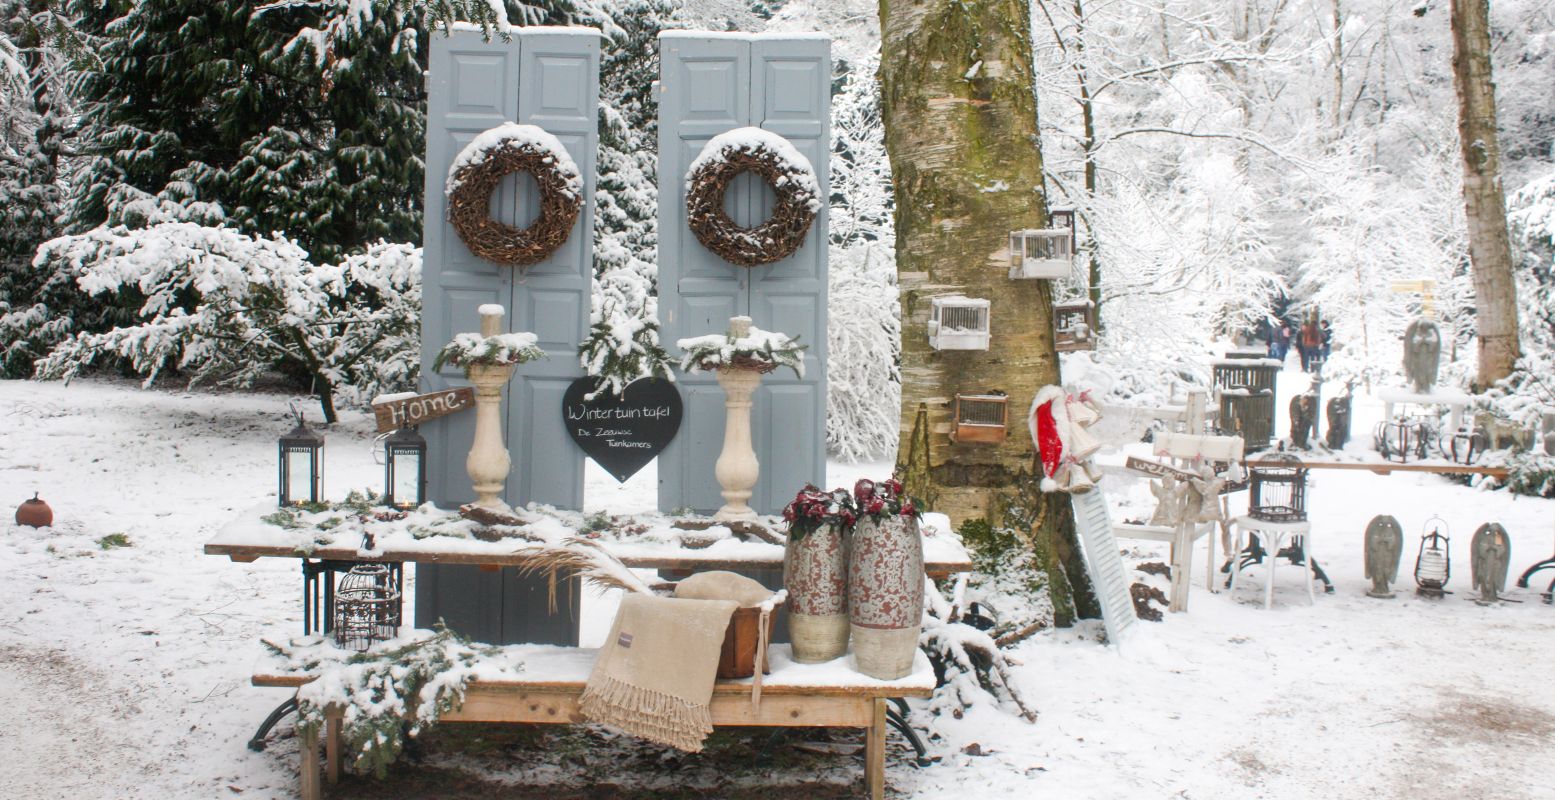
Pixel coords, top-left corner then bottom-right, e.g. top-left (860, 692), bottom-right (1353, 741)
top-left (332, 563), bottom-right (402, 651)
top-left (1247, 452), bottom-right (1308, 523)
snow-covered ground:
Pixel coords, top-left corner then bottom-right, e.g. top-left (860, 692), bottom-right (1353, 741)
top-left (2, 375), bottom-right (1554, 799)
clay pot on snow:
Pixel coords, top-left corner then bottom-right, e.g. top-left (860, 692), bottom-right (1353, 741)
top-left (15, 493), bottom-right (53, 528)
top-left (847, 513), bottom-right (924, 680)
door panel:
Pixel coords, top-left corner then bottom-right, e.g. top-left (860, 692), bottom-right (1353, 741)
top-left (658, 34), bottom-right (830, 515)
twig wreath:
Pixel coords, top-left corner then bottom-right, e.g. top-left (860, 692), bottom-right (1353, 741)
top-left (685, 127), bottom-right (821, 267)
top-left (446, 123), bottom-right (582, 268)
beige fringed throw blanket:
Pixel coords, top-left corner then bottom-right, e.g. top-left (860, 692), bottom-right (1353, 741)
top-left (579, 594), bottom-right (738, 752)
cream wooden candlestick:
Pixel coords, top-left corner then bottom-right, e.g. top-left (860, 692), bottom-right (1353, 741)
top-left (713, 317), bottom-right (762, 523)
top-left (466, 307), bottom-right (515, 510)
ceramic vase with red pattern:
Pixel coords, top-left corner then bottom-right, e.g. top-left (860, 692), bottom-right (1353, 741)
top-left (847, 514), bottom-right (923, 679)
top-left (782, 521), bottom-right (850, 663)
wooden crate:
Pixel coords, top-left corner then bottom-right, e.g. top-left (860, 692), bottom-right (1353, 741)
top-left (718, 605), bottom-right (777, 679)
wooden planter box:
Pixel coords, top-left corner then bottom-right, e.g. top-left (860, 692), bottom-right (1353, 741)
top-left (718, 605), bottom-right (776, 679)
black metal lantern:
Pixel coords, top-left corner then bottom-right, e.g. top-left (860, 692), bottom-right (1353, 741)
top-left (1374, 416), bottom-right (1433, 463)
top-left (333, 563), bottom-right (402, 651)
top-left (1414, 517), bottom-right (1451, 598)
top-left (1248, 452), bottom-right (1307, 523)
top-left (383, 426), bottom-right (427, 510)
top-left (278, 408), bottom-right (324, 507)
top-left (1050, 208), bottom-right (1077, 251)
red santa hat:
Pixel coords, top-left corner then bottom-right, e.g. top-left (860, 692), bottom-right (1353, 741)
top-left (1029, 385), bottom-right (1071, 492)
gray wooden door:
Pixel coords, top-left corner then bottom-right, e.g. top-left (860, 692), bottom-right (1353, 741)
top-left (416, 28), bottom-right (598, 644)
top-left (656, 33), bottom-right (831, 516)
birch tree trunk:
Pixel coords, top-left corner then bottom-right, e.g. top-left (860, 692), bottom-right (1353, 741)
top-left (1450, 0), bottom-right (1521, 388)
top-left (880, 0), bottom-right (1097, 625)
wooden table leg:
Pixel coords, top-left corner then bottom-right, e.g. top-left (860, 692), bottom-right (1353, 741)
top-left (864, 697), bottom-right (885, 800)
top-left (300, 719), bottom-right (321, 800)
top-left (326, 710), bottom-right (342, 785)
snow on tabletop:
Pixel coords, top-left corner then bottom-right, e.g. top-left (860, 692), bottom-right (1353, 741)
top-left (446, 122), bottom-right (582, 197)
top-left (259, 634), bottom-right (931, 691)
top-left (209, 503), bottom-right (971, 568)
top-left (686, 127), bottom-right (821, 202)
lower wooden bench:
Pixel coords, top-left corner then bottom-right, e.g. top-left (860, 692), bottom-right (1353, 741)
top-left (254, 643), bottom-right (934, 800)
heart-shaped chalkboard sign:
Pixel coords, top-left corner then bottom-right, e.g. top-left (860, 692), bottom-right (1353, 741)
top-left (562, 377), bottom-right (682, 483)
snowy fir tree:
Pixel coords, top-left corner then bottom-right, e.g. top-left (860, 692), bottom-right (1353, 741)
top-left (576, 0), bottom-right (676, 396)
top-left (0, 1), bottom-right (116, 378)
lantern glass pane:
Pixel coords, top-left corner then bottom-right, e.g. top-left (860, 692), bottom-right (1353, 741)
top-left (286, 447), bottom-right (315, 504)
top-left (390, 450), bottom-right (421, 507)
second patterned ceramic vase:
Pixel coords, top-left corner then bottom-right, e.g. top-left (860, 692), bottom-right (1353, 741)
top-left (847, 514), bottom-right (924, 679)
top-left (783, 521), bottom-right (850, 662)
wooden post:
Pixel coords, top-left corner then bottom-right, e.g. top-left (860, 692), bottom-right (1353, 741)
top-left (300, 720), bottom-right (321, 800)
top-left (864, 697), bottom-right (886, 800)
top-left (326, 711), bottom-right (342, 785)
top-left (1169, 523), bottom-right (1192, 612)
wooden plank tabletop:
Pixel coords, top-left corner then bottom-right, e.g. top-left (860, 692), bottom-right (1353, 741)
top-left (1241, 458), bottom-right (1508, 478)
top-left (203, 540), bottom-right (974, 576)
top-left (252, 644), bottom-right (936, 698)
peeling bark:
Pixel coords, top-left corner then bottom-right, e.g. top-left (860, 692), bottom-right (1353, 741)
top-left (1450, 0), bottom-right (1521, 388)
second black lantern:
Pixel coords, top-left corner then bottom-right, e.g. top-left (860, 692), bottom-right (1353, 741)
top-left (384, 426), bottom-right (427, 510)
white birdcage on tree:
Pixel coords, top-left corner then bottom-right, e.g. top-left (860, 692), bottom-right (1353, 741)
top-left (1008, 229), bottom-right (1074, 279)
top-left (928, 296), bottom-right (991, 351)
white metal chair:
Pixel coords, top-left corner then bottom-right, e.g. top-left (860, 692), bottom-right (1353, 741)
top-left (1228, 516), bottom-right (1316, 609)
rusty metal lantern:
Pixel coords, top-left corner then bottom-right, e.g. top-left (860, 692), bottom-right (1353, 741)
top-left (1442, 425), bottom-right (1487, 466)
top-left (333, 563), bottom-right (402, 651)
top-left (1247, 452), bottom-right (1307, 523)
top-left (278, 407), bottom-right (324, 507)
top-left (1374, 416), bottom-right (1433, 463)
top-left (383, 426), bottom-right (427, 510)
top-left (1414, 517), bottom-right (1451, 598)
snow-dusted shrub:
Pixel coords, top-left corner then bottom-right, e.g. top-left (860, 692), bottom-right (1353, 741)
top-left (268, 627), bottom-right (506, 778)
top-left (32, 222), bottom-right (420, 423)
top-left (826, 243), bottom-right (900, 462)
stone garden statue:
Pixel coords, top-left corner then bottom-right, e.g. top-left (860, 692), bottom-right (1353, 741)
top-left (1325, 384), bottom-right (1353, 450)
top-left (1289, 392), bottom-right (1317, 449)
top-left (1402, 317), bottom-right (1441, 393)
top-left (1363, 515), bottom-right (1404, 598)
top-left (1470, 522), bottom-right (1512, 606)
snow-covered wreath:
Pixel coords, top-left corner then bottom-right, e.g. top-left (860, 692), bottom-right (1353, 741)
top-left (447, 123), bottom-right (582, 268)
top-left (685, 127), bottom-right (821, 267)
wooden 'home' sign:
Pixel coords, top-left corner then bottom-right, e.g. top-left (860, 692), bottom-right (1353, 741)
top-left (372, 388), bottom-right (475, 433)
